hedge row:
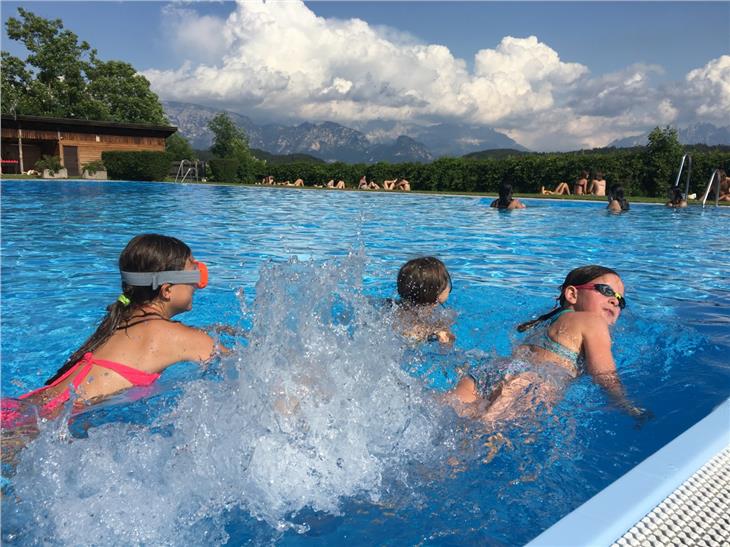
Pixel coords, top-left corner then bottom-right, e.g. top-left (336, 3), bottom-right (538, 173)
top-left (102, 151), bottom-right (171, 181)
top-left (251, 149), bottom-right (730, 197)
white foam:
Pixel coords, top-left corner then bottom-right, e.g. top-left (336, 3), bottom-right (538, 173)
top-left (5, 253), bottom-right (455, 544)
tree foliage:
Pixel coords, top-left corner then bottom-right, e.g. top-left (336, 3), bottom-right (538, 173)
top-left (643, 126), bottom-right (684, 197)
top-left (207, 113), bottom-right (263, 183)
top-left (1, 8), bottom-right (166, 124)
top-left (249, 141), bottom-right (729, 197)
top-left (166, 133), bottom-right (196, 161)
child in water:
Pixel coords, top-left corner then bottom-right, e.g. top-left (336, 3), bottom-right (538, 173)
top-left (452, 265), bottom-right (648, 423)
top-left (2, 234), bottom-right (221, 430)
top-left (394, 257), bottom-right (455, 345)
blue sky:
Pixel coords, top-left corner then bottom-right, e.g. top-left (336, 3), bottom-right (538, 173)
top-left (2, 1), bottom-right (729, 150)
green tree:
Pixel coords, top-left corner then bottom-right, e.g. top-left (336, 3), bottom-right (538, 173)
top-left (1, 8), bottom-right (166, 124)
top-left (208, 113), bottom-right (262, 182)
top-left (643, 126), bottom-right (684, 197)
top-left (166, 133), bottom-right (196, 161)
top-left (86, 60), bottom-right (166, 124)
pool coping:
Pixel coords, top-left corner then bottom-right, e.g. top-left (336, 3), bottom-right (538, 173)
top-left (526, 397), bottom-right (730, 547)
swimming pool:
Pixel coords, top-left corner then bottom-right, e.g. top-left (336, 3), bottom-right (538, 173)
top-left (2, 180), bottom-right (728, 545)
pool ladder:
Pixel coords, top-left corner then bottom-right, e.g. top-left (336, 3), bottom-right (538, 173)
top-left (673, 154), bottom-right (692, 199)
top-left (174, 160), bottom-right (196, 183)
top-left (700, 169), bottom-right (722, 208)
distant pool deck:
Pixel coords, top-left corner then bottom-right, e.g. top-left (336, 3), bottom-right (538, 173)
top-left (528, 397), bottom-right (730, 546)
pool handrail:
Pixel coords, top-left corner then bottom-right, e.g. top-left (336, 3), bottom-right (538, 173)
top-left (701, 169), bottom-right (721, 208)
top-left (673, 154), bottom-right (692, 199)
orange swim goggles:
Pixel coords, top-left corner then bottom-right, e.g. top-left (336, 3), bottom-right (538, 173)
top-left (121, 260), bottom-right (208, 290)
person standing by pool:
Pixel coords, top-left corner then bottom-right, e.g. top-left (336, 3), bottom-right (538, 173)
top-left (1, 234), bottom-right (221, 428)
top-left (607, 185), bottom-right (630, 212)
top-left (451, 265), bottom-right (648, 423)
top-left (492, 183), bottom-right (526, 209)
top-left (589, 172), bottom-right (607, 196)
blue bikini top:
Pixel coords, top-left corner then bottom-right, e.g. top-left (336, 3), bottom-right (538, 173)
top-left (526, 308), bottom-right (582, 369)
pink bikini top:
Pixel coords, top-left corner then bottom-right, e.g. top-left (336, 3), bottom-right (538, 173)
top-left (19, 352), bottom-right (160, 415)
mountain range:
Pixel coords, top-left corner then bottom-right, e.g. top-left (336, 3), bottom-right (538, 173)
top-left (162, 101), bottom-right (524, 163)
top-left (608, 123), bottom-right (730, 148)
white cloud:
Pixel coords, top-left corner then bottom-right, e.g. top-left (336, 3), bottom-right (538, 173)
top-left (681, 55), bottom-right (730, 124)
top-left (145, 0), bottom-right (727, 151)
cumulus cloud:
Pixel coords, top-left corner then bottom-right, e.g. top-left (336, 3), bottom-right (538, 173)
top-left (145, 0), bottom-right (727, 151)
top-left (678, 55), bottom-right (730, 124)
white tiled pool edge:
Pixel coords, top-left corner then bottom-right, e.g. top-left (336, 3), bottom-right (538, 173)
top-left (527, 398), bottom-right (730, 547)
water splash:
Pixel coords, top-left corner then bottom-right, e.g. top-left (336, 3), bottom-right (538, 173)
top-left (4, 253), bottom-right (455, 545)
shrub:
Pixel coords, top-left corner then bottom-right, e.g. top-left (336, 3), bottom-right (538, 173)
top-left (101, 151), bottom-right (171, 181)
top-left (34, 154), bottom-right (62, 175)
top-left (82, 159), bottom-right (106, 174)
top-left (209, 158), bottom-right (240, 182)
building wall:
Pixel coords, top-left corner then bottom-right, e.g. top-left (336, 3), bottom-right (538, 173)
top-left (1, 127), bottom-right (166, 173)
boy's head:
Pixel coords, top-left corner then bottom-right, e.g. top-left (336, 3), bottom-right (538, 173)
top-left (397, 257), bottom-right (451, 305)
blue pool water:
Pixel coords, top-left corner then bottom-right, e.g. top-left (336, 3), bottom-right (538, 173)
top-left (1, 180), bottom-right (729, 545)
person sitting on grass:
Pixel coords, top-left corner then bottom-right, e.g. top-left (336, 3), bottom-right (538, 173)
top-left (491, 183), bottom-right (526, 210)
top-left (396, 178), bottom-right (411, 191)
top-left (358, 176), bottom-right (369, 189)
top-left (368, 180), bottom-right (381, 190)
top-left (383, 179), bottom-right (397, 190)
top-left (574, 171), bottom-right (589, 195)
top-left (335, 179), bottom-right (346, 189)
top-left (589, 172), bottom-right (607, 196)
top-left (541, 182), bottom-right (571, 195)
top-left (607, 184), bottom-right (630, 212)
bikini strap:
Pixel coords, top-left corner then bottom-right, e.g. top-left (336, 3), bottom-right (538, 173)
top-left (117, 311), bottom-right (172, 330)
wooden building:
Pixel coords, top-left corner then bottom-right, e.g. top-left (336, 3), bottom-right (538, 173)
top-left (1, 114), bottom-right (177, 176)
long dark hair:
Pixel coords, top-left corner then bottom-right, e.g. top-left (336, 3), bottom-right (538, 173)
top-left (609, 184), bottom-right (630, 211)
top-left (517, 265), bottom-right (620, 332)
top-left (497, 183), bottom-right (514, 208)
top-left (46, 234), bottom-right (192, 384)
top-left (397, 256), bottom-right (451, 305)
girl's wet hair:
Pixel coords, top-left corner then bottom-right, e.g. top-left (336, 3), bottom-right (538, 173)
top-left (497, 183), bottom-right (514, 208)
top-left (397, 256), bottom-right (451, 306)
top-left (46, 234), bottom-right (192, 384)
top-left (517, 265), bottom-right (620, 332)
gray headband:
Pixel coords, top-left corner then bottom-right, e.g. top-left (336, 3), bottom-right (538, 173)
top-left (121, 270), bottom-right (201, 290)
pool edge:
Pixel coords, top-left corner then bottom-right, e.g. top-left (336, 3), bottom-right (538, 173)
top-left (526, 398), bottom-right (730, 547)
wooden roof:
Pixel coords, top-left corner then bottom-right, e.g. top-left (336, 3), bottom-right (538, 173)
top-left (1, 114), bottom-right (177, 138)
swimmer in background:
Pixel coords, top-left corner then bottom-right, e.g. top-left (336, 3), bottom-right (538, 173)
top-left (607, 184), bottom-right (630, 212)
top-left (451, 265), bottom-right (649, 423)
top-left (491, 183), bottom-right (526, 209)
top-left (393, 257), bottom-right (455, 345)
top-left (666, 186), bottom-right (688, 208)
top-left (1, 234), bottom-right (223, 439)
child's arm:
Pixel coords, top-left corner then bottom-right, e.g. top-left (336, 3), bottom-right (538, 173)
top-left (582, 317), bottom-right (649, 419)
top-left (165, 322), bottom-right (227, 364)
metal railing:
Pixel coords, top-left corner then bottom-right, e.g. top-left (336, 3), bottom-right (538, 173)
top-left (701, 169), bottom-right (722, 208)
top-left (673, 154), bottom-right (692, 199)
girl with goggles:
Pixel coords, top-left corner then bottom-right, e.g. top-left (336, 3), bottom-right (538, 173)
top-left (2, 234), bottom-right (221, 434)
top-left (451, 265), bottom-right (649, 424)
